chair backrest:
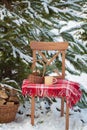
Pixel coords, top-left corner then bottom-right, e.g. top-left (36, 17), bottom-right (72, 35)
top-left (30, 41), bottom-right (68, 79)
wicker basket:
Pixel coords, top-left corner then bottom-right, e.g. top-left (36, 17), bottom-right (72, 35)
top-left (0, 103), bottom-right (19, 123)
top-left (28, 74), bottom-right (44, 84)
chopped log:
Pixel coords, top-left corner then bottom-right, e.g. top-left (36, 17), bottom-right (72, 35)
top-left (0, 98), bottom-right (6, 105)
top-left (0, 90), bottom-right (8, 99)
top-left (8, 96), bottom-right (19, 103)
top-left (6, 101), bottom-right (14, 106)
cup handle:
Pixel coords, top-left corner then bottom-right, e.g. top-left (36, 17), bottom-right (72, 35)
top-left (53, 77), bottom-right (57, 84)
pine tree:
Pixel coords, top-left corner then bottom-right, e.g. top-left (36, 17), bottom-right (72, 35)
top-left (0, 0), bottom-right (87, 105)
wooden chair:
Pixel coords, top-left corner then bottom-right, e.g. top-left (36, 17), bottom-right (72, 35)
top-left (30, 41), bottom-right (69, 130)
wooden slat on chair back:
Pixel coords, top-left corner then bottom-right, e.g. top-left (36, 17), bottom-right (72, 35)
top-left (30, 41), bottom-right (68, 50)
top-left (30, 41), bottom-right (68, 79)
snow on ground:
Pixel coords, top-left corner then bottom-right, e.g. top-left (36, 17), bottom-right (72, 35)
top-left (0, 73), bottom-right (87, 130)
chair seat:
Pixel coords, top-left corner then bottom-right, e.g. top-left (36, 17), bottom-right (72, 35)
top-left (22, 79), bottom-right (82, 108)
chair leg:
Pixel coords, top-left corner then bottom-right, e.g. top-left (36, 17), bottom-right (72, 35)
top-left (65, 103), bottom-right (69, 130)
top-left (61, 97), bottom-right (64, 116)
top-left (31, 96), bottom-right (35, 125)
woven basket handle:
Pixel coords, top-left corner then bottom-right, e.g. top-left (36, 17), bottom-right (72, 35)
top-left (31, 60), bottom-right (46, 77)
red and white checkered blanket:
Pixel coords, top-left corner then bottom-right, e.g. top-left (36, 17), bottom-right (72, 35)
top-left (22, 79), bottom-right (82, 108)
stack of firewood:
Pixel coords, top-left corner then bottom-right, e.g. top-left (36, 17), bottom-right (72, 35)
top-left (0, 85), bottom-right (19, 106)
